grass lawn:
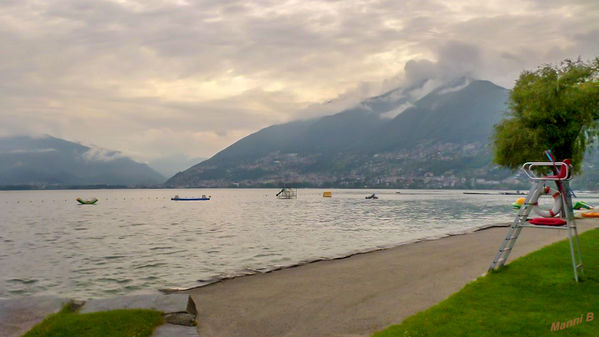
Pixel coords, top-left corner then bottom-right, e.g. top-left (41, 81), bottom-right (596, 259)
top-left (373, 228), bottom-right (599, 337)
top-left (21, 303), bottom-right (163, 337)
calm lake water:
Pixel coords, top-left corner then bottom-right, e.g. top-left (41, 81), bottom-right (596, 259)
top-left (1, 188), bottom-right (596, 299)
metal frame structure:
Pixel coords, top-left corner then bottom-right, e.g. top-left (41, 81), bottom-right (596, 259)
top-left (276, 187), bottom-right (297, 199)
top-left (488, 161), bottom-right (584, 281)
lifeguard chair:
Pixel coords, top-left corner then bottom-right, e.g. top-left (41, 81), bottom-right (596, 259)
top-left (489, 151), bottom-right (584, 281)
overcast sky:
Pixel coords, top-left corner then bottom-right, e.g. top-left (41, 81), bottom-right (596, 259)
top-left (1, 0), bottom-right (598, 162)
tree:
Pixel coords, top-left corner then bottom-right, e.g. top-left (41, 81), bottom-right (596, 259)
top-left (493, 58), bottom-right (599, 173)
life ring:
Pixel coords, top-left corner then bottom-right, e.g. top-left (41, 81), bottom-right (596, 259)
top-left (532, 186), bottom-right (561, 217)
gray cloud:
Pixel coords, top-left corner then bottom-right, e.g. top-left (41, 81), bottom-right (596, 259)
top-left (0, 0), bottom-right (597, 161)
top-left (403, 41), bottom-right (481, 85)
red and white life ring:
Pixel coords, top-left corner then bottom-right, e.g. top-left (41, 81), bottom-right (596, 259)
top-left (532, 186), bottom-right (562, 217)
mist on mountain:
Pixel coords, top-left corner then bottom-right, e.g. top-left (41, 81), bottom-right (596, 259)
top-left (0, 135), bottom-right (165, 187)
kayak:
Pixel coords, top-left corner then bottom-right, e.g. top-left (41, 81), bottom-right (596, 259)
top-left (529, 217), bottom-right (566, 226)
top-left (581, 211), bottom-right (599, 218)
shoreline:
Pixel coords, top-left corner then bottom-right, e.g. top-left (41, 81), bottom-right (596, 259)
top-left (183, 219), bottom-right (599, 337)
top-left (166, 222), bottom-right (512, 293)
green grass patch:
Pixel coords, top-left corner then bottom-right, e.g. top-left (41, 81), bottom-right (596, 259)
top-left (22, 302), bottom-right (163, 337)
top-left (373, 228), bottom-right (599, 337)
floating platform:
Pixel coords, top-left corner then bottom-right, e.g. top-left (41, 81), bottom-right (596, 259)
top-left (171, 197), bottom-right (210, 201)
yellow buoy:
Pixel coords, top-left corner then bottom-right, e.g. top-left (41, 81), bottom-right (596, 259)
top-left (322, 191), bottom-right (332, 198)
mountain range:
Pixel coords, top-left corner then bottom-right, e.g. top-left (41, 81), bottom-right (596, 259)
top-left (6, 78), bottom-right (599, 190)
top-left (166, 78), bottom-right (522, 188)
top-left (0, 136), bottom-right (164, 188)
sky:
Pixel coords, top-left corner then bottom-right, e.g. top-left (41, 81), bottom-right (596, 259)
top-left (1, 0), bottom-right (598, 164)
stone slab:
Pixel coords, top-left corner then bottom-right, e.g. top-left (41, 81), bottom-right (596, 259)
top-left (0, 296), bottom-right (68, 337)
top-left (152, 323), bottom-right (199, 337)
top-left (81, 292), bottom-right (189, 314)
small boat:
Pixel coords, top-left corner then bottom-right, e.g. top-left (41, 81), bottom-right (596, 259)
top-left (322, 191), bottom-right (332, 198)
top-left (365, 193), bottom-right (378, 199)
top-left (171, 194), bottom-right (211, 201)
top-left (77, 197), bottom-right (98, 205)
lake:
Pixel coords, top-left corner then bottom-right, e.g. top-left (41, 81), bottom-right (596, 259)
top-left (1, 188), bottom-right (593, 299)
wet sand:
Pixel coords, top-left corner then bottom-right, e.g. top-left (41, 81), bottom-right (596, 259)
top-left (186, 219), bottom-right (599, 337)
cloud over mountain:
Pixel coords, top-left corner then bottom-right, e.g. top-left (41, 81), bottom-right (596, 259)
top-left (0, 135), bottom-right (165, 186)
top-left (1, 0), bottom-right (597, 162)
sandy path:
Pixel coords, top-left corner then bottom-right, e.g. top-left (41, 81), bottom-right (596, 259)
top-left (186, 219), bottom-right (599, 337)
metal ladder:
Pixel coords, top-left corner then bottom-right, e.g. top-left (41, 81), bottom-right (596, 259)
top-left (488, 162), bottom-right (584, 282)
